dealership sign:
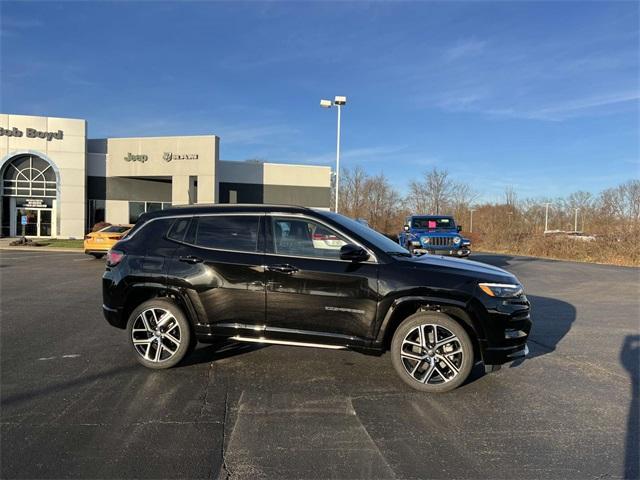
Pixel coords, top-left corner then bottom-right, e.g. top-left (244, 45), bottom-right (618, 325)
top-left (22, 198), bottom-right (48, 208)
top-left (163, 152), bottom-right (199, 162)
top-left (0, 127), bottom-right (64, 141)
top-left (124, 153), bottom-right (148, 163)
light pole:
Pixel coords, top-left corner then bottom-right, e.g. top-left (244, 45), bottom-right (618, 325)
top-left (320, 95), bottom-right (347, 213)
top-left (469, 209), bottom-right (476, 233)
top-left (543, 202), bottom-right (553, 233)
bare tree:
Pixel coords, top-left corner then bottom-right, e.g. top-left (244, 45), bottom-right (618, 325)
top-left (407, 167), bottom-right (453, 214)
top-left (504, 186), bottom-right (517, 208)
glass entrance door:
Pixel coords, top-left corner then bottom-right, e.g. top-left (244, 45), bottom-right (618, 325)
top-left (14, 208), bottom-right (53, 237)
top-left (16, 208), bottom-right (38, 236)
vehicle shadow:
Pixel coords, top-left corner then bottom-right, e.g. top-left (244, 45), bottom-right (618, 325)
top-left (178, 339), bottom-right (267, 368)
top-left (470, 253), bottom-right (540, 269)
top-left (525, 294), bottom-right (576, 359)
top-left (621, 335), bottom-right (639, 479)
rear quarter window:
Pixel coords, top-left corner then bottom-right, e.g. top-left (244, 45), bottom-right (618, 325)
top-left (167, 217), bottom-right (191, 242)
top-left (125, 218), bottom-right (176, 253)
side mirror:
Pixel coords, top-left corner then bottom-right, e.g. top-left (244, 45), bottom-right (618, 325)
top-left (403, 225), bottom-right (410, 231)
top-left (340, 243), bottom-right (369, 262)
top-left (457, 225), bottom-right (462, 232)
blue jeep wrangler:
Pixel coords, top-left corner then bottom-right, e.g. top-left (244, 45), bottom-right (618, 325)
top-left (398, 215), bottom-right (471, 257)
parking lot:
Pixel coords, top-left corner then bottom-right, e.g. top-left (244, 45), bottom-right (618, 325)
top-left (0, 250), bottom-right (638, 479)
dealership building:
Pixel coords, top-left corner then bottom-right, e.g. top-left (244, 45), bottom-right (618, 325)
top-left (0, 113), bottom-right (332, 238)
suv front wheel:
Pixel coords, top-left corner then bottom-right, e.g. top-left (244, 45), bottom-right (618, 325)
top-left (391, 312), bottom-right (473, 392)
top-left (127, 298), bottom-right (191, 369)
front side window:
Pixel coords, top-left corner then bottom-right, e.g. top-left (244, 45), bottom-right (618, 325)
top-left (272, 217), bottom-right (348, 259)
top-left (194, 215), bottom-right (260, 252)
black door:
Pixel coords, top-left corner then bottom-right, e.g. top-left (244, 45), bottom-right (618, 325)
top-left (167, 214), bottom-right (266, 329)
top-left (264, 215), bottom-right (378, 343)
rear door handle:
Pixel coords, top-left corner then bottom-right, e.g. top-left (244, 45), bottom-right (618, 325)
top-left (267, 264), bottom-right (299, 274)
top-left (179, 255), bottom-right (203, 264)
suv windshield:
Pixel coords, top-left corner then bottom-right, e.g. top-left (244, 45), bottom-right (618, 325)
top-left (412, 217), bottom-right (456, 230)
top-left (321, 211), bottom-right (410, 255)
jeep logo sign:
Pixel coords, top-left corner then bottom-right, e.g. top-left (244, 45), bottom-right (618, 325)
top-left (124, 153), bottom-right (148, 163)
top-left (0, 127), bottom-right (64, 141)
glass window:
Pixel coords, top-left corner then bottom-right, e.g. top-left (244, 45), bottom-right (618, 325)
top-left (147, 202), bottom-right (162, 213)
top-left (167, 217), bottom-right (191, 242)
top-left (195, 216), bottom-right (259, 252)
top-left (272, 217), bottom-right (348, 259)
top-left (129, 202), bottom-right (146, 224)
top-left (411, 217), bottom-right (456, 230)
top-left (101, 225), bottom-right (130, 233)
top-left (325, 211), bottom-right (408, 255)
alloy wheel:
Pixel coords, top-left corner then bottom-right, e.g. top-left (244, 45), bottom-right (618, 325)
top-left (131, 307), bottom-right (182, 363)
top-left (400, 323), bottom-right (464, 384)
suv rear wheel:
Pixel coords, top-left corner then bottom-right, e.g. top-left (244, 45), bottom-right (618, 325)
top-left (391, 312), bottom-right (473, 392)
top-left (127, 298), bottom-right (191, 369)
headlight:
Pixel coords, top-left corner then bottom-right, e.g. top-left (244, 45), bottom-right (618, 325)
top-left (421, 236), bottom-right (430, 244)
top-left (478, 283), bottom-right (523, 298)
top-left (453, 236), bottom-right (461, 244)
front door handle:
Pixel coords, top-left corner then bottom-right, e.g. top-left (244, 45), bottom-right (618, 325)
top-left (267, 264), bottom-right (299, 274)
top-left (179, 255), bottom-right (203, 264)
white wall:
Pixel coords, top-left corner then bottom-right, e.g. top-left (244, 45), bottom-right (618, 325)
top-left (0, 113), bottom-right (87, 238)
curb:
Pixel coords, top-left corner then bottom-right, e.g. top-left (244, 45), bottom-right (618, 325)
top-left (0, 246), bottom-right (83, 253)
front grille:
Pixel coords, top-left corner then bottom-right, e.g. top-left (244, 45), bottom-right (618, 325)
top-left (422, 236), bottom-right (453, 247)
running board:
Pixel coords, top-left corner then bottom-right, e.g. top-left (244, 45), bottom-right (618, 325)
top-left (230, 336), bottom-right (346, 350)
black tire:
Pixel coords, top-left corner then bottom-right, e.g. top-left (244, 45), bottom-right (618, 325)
top-left (391, 311), bottom-right (473, 393)
top-left (90, 253), bottom-right (105, 259)
top-left (126, 298), bottom-right (192, 369)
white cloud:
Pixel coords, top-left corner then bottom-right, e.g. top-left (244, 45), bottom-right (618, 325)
top-left (443, 38), bottom-right (487, 62)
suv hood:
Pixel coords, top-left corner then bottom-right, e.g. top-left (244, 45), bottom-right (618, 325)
top-left (408, 254), bottom-right (516, 282)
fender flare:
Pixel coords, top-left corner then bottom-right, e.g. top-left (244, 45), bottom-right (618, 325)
top-left (374, 295), bottom-right (485, 347)
top-left (123, 283), bottom-right (202, 329)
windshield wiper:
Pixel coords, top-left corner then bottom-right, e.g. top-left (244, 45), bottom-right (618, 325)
top-left (386, 251), bottom-right (413, 257)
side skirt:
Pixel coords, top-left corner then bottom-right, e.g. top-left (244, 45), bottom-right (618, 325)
top-left (230, 336), bottom-right (346, 350)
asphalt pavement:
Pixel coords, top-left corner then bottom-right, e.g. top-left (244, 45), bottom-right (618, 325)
top-left (0, 250), bottom-right (638, 479)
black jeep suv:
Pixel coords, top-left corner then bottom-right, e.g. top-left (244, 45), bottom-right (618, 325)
top-left (103, 205), bottom-right (531, 392)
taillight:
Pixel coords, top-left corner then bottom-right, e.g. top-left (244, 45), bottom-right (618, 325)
top-left (106, 249), bottom-right (124, 267)
top-left (84, 235), bottom-right (92, 240)
top-left (108, 236), bottom-right (121, 240)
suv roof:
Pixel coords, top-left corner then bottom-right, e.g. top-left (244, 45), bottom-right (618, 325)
top-left (141, 204), bottom-right (316, 220)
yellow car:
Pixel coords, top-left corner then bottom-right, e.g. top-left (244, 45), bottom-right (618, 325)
top-left (84, 224), bottom-right (132, 259)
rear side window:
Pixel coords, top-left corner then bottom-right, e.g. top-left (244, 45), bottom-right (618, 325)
top-left (193, 215), bottom-right (260, 252)
top-left (167, 217), bottom-right (191, 242)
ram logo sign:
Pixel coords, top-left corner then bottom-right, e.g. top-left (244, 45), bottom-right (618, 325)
top-left (163, 152), bottom-right (199, 162)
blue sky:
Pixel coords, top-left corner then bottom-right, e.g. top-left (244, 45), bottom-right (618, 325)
top-left (1, 1), bottom-right (638, 201)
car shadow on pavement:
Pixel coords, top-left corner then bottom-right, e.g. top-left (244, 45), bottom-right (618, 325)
top-left (177, 340), bottom-right (267, 368)
top-left (470, 253), bottom-right (540, 268)
top-left (525, 294), bottom-right (576, 360)
top-left (621, 335), bottom-right (639, 480)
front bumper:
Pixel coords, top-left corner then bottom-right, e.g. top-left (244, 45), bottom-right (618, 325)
top-left (473, 294), bottom-right (532, 366)
top-left (412, 247), bottom-right (471, 257)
